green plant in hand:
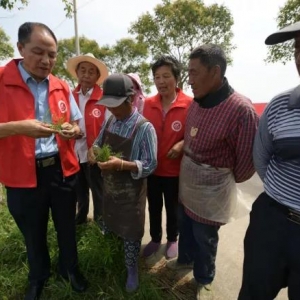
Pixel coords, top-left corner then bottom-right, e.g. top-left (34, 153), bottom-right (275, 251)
top-left (49, 115), bottom-right (65, 131)
top-left (93, 144), bottom-right (122, 162)
top-left (42, 109), bottom-right (65, 132)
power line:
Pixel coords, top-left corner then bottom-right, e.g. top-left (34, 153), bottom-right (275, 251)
top-left (78, 0), bottom-right (97, 10)
top-left (53, 0), bottom-right (96, 31)
top-left (53, 18), bottom-right (68, 31)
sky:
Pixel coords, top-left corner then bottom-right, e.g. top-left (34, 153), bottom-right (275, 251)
top-left (0, 0), bottom-right (299, 103)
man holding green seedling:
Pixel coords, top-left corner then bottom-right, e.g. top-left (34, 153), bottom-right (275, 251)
top-left (0, 22), bottom-right (87, 299)
top-left (67, 53), bottom-right (108, 226)
top-left (87, 73), bottom-right (157, 293)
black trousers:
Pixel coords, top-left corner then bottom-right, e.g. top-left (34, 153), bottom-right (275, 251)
top-left (6, 158), bottom-right (78, 284)
top-left (76, 162), bottom-right (103, 222)
top-left (147, 175), bottom-right (179, 243)
top-left (238, 192), bottom-right (300, 300)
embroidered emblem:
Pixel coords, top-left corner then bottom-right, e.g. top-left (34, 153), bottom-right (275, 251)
top-left (190, 127), bottom-right (198, 137)
top-left (171, 120), bottom-right (182, 132)
top-left (92, 108), bottom-right (101, 118)
top-left (58, 100), bottom-right (67, 113)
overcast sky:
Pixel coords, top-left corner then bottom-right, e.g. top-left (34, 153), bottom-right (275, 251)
top-left (0, 0), bottom-right (299, 102)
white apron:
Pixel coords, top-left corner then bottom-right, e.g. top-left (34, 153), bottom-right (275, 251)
top-left (179, 155), bottom-right (248, 223)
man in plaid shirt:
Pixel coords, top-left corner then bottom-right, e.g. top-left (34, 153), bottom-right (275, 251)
top-left (167, 44), bottom-right (259, 300)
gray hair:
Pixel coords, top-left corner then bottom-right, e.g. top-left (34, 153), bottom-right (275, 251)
top-left (189, 44), bottom-right (227, 78)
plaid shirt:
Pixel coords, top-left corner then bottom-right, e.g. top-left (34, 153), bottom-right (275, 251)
top-left (182, 92), bottom-right (259, 226)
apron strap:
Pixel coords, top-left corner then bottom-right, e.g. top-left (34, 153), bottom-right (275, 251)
top-left (130, 118), bottom-right (148, 139)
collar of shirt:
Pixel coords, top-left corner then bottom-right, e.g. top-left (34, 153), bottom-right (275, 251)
top-left (18, 61), bottom-right (49, 84)
top-left (77, 87), bottom-right (94, 97)
top-left (112, 107), bottom-right (138, 126)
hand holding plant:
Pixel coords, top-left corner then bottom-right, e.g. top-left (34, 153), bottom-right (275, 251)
top-left (58, 122), bottom-right (80, 140)
top-left (92, 144), bottom-right (122, 162)
top-left (97, 156), bottom-right (124, 172)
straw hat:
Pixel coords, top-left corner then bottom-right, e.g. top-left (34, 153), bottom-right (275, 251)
top-left (66, 53), bottom-right (109, 85)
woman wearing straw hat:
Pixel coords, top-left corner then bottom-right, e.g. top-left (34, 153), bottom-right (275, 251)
top-left (66, 53), bottom-right (108, 226)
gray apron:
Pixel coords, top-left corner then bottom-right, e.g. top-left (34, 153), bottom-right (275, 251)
top-left (100, 118), bottom-right (147, 241)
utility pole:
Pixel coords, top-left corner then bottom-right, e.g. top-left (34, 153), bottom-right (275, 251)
top-left (73, 0), bottom-right (80, 55)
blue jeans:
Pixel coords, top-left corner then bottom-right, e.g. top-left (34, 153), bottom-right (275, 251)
top-left (178, 204), bottom-right (220, 285)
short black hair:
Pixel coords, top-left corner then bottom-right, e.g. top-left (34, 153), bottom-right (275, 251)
top-left (189, 44), bottom-right (227, 78)
top-left (18, 22), bottom-right (57, 45)
top-left (151, 55), bottom-right (181, 82)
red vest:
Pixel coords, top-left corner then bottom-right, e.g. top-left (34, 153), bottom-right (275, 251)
top-left (0, 59), bottom-right (80, 187)
top-left (143, 88), bottom-right (192, 176)
top-left (73, 85), bottom-right (106, 148)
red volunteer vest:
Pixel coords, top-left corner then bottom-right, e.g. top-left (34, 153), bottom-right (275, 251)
top-left (73, 84), bottom-right (106, 148)
top-left (0, 59), bottom-right (79, 187)
top-left (143, 88), bottom-right (192, 177)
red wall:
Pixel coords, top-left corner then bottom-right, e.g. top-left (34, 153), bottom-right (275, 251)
top-left (253, 103), bottom-right (267, 116)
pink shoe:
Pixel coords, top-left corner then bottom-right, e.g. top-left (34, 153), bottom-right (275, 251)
top-left (142, 241), bottom-right (161, 257)
top-left (166, 241), bottom-right (178, 259)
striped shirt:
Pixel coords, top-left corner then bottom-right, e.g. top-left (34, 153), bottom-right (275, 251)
top-left (94, 108), bottom-right (157, 180)
top-left (254, 86), bottom-right (300, 212)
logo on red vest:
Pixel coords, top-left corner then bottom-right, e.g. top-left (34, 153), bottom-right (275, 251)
top-left (58, 100), bottom-right (67, 113)
top-left (92, 108), bottom-right (101, 118)
top-left (171, 120), bottom-right (182, 132)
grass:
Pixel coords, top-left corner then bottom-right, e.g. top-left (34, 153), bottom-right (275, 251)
top-left (0, 198), bottom-right (174, 300)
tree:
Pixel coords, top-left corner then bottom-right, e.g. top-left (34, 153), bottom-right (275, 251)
top-left (0, 0), bottom-right (73, 16)
top-left (0, 0), bottom-right (27, 10)
top-left (52, 36), bottom-right (151, 92)
top-left (52, 36), bottom-right (105, 87)
top-left (266, 0), bottom-right (300, 64)
top-left (0, 27), bottom-right (14, 61)
top-left (129, 0), bottom-right (235, 88)
top-left (100, 38), bottom-right (151, 93)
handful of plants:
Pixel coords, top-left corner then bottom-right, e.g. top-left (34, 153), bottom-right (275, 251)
top-left (93, 144), bottom-right (122, 162)
top-left (49, 116), bottom-right (65, 131)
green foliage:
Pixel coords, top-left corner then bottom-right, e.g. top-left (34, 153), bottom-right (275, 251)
top-left (266, 0), bottom-right (300, 64)
top-left (52, 36), bottom-right (104, 87)
top-left (129, 0), bottom-right (235, 88)
top-left (101, 38), bottom-right (151, 93)
top-left (0, 0), bottom-right (27, 10)
top-left (93, 144), bottom-right (122, 162)
top-left (53, 36), bottom-right (151, 92)
top-left (0, 200), bottom-right (172, 299)
top-left (0, 0), bottom-right (73, 17)
top-left (0, 27), bottom-right (14, 61)
top-left (61, 0), bottom-right (73, 17)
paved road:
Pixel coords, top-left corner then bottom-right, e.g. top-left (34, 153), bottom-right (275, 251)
top-left (141, 174), bottom-right (288, 300)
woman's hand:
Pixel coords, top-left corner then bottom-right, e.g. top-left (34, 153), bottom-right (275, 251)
top-left (87, 147), bottom-right (97, 164)
top-left (167, 140), bottom-right (184, 159)
top-left (97, 156), bottom-right (123, 171)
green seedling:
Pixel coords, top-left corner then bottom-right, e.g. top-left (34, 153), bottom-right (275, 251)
top-left (49, 115), bottom-right (65, 131)
top-left (93, 144), bottom-right (122, 162)
top-left (42, 109), bottom-right (65, 132)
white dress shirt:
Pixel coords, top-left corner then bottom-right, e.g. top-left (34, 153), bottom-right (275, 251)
top-left (75, 88), bottom-right (94, 163)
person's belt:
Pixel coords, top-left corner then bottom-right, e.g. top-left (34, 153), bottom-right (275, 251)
top-left (36, 154), bottom-right (60, 168)
top-left (271, 199), bottom-right (300, 225)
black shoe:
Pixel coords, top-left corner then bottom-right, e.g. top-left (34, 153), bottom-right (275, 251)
top-left (61, 270), bottom-right (88, 293)
top-left (24, 282), bottom-right (44, 300)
